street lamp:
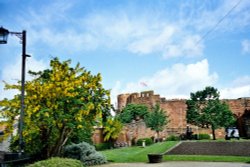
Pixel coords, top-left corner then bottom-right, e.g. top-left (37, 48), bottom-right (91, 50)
top-left (0, 27), bottom-right (9, 44)
top-left (0, 26), bottom-right (30, 155)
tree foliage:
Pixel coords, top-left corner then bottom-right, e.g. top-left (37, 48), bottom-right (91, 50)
top-left (103, 117), bottom-right (123, 142)
top-left (0, 58), bottom-right (111, 158)
top-left (118, 104), bottom-right (149, 123)
top-left (186, 86), bottom-right (235, 140)
top-left (145, 104), bottom-right (168, 140)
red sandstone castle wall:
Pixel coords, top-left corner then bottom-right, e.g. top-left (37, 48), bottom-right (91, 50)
top-left (160, 100), bottom-right (187, 129)
top-left (117, 94), bottom-right (130, 112)
top-left (224, 98), bottom-right (250, 136)
top-left (92, 93), bottom-right (250, 144)
top-left (116, 91), bottom-right (250, 141)
top-left (224, 98), bottom-right (250, 117)
top-left (117, 91), bottom-right (188, 131)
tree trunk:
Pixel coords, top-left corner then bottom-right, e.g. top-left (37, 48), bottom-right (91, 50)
top-left (39, 126), bottom-right (52, 160)
top-left (57, 129), bottom-right (72, 155)
top-left (49, 126), bottom-right (72, 157)
top-left (212, 125), bottom-right (216, 140)
top-left (156, 131), bottom-right (160, 142)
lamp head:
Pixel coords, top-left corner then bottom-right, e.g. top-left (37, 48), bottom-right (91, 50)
top-left (0, 27), bottom-right (9, 44)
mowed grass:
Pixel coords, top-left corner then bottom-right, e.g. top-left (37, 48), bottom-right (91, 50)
top-left (101, 141), bottom-right (178, 162)
top-left (100, 141), bottom-right (250, 163)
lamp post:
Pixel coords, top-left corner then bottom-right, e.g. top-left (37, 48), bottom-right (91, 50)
top-left (0, 26), bottom-right (29, 155)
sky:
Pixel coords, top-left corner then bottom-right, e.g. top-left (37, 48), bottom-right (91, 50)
top-left (0, 0), bottom-right (250, 107)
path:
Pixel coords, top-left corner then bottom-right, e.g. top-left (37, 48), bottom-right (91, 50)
top-left (94, 161), bottom-right (250, 167)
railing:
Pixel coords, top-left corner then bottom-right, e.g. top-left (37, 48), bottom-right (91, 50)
top-left (0, 152), bottom-right (30, 167)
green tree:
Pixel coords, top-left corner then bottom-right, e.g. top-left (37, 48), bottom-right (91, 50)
top-left (186, 86), bottom-right (235, 140)
top-left (118, 104), bottom-right (149, 123)
top-left (145, 104), bottom-right (168, 141)
top-left (0, 58), bottom-right (111, 159)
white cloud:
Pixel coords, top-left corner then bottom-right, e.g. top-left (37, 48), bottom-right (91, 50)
top-left (32, 28), bottom-right (99, 52)
top-left (84, 13), bottom-right (205, 58)
top-left (11, 0), bottom-right (249, 60)
top-left (110, 81), bottom-right (122, 108)
top-left (232, 76), bottom-right (250, 87)
top-left (16, 1), bottom-right (97, 53)
top-left (2, 56), bottom-right (47, 82)
top-left (111, 61), bottom-right (250, 105)
top-left (163, 35), bottom-right (204, 58)
top-left (20, 3), bottom-right (206, 58)
top-left (111, 59), bottom-right (218, 104)
top-left (16, 0), bottom-right (250, 59)
top-left (220, 76), bottom-right (250, 99)
top-left (82, 12), bottom-right (161, 51)
top-left (144, 59), bottom-right (218, 98)
top-left (242, 39), bottom-right (250, 54)
top-left (18, 1), bottom-right (74, 29)
top-left (221, 86), bottom-right (250, 99)
top-left (128, 26), bottom-right (176, 55)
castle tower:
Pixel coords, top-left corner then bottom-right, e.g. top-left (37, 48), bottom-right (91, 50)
top-left (117, 94), bottom-right (130, 112)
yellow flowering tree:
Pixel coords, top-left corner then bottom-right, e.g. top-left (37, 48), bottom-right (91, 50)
top-left (103, 117), bottom-right (123, 142)
top-left (0, 58), bottom-right (111, 159)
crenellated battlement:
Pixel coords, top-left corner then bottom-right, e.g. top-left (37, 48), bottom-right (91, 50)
top-left (117, 90), bottom-right (186, 111)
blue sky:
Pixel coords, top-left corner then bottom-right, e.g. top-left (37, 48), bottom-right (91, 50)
top-left (0, 0), bottom-right (250, 106)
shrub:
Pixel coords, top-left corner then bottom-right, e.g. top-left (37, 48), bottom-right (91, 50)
top-left (198, 134), bottom-right (211, 140)
top-left (63, 142), bottom-right (107, 166)
top-left (137, 138), bottom-right (153, 146)
top-left (27, 157), bottom-right (84, 167)
top-left (95, 142), bottom-right (112, 151)
top-left (166, 135), bottom-right (181, 141)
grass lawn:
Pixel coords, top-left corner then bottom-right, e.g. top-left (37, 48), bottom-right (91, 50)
top-left (101, 141), bottom-right (178, 162)
top-left (100, 141), bottom-right (250, 163)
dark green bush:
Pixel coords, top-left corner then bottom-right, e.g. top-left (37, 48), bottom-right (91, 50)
top-left (137, 138), bottom-right (153, 146)
top-left (63, 142), bottom-right (107, 166)
top-left (198, 134), bottom-right (211, 140)
top-left (95, 142), bottom-right (112, 151)
top-left (27, 157), bottom-right (84, 167)
top-left (166, 135), bottom-right (181, 141)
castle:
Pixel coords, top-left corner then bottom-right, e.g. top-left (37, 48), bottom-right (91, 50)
top-left (117, 90), bottom-right (250, 139)
top-left (92, 90), bottom-right (250, 144)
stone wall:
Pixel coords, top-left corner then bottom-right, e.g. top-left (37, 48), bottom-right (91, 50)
top-left (117, 91), bottom-right (188, 134)
top-left (116, 119), bottom-right (155, 145)
top-left (92, 92), bottom-right (250, 144)
top-left (224, 98), bottom-right (250, 137)
top-left (92, 127), bottom-right (104, 144)
top-left (117, 91), bottom-right (250, 140)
